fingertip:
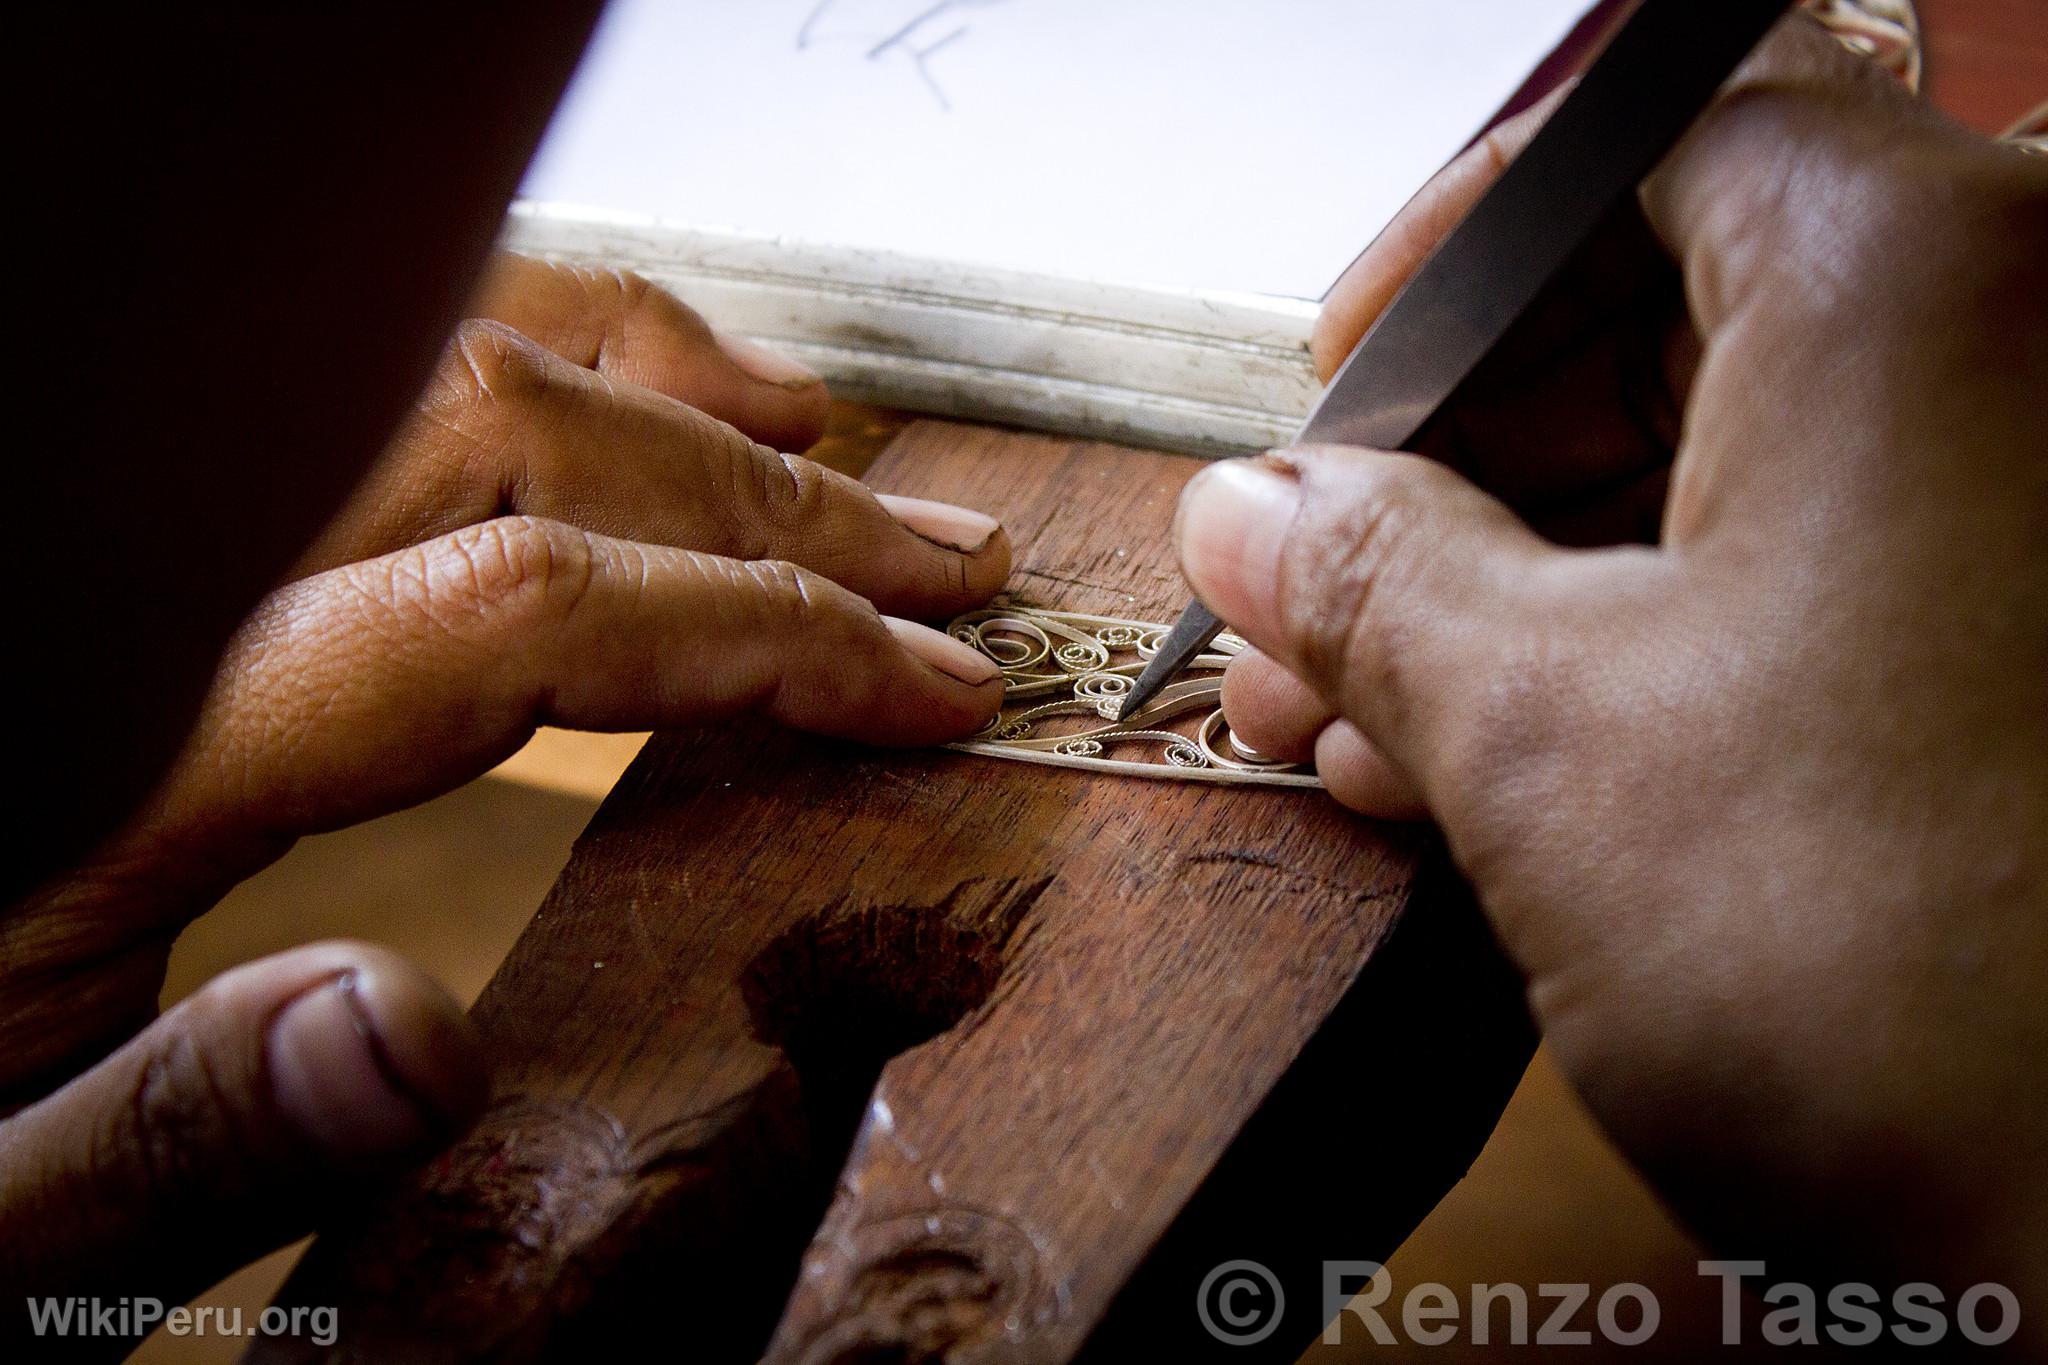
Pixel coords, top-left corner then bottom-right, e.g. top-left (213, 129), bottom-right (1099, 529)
top-left (268, 947), bottom-right (485, 1161)
top-left (711, 330), bottom-right (831, 450)
top-left (1315, 720), bottom-right (1428, 819)
top-left (844, 615), bottom-right (1003, 742)
top-left (341, 953), bottom-right (489, 1133)
top-left (876, 494), bottom-right (1000, 556)
top-left (1220, 649), bottom-right (1330, 763)
top-left (713, 329), bottom-right (822, 392)
top-left (0, 940), bottom-right (489, 1307)
top-left (1175, 455), bottom-right (1302, 637)
top-left (860, 494), bottom-right (1013, 616)
top-left (969, 521), bottom-right (1013, 594)
top-left (882, 615), bottom-right (1002, 689)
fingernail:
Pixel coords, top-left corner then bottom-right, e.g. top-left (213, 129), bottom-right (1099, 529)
top-left (269, 969), bottom-right (486, 1158)
top-left (884, 616), bottom-right (1002, 686)
top-left (1176, 454), bottom-right (1302, 627)
top-left (877, 494), bottom-right (1002, 554)
top-left (714, 330), bottom-right (822, 391)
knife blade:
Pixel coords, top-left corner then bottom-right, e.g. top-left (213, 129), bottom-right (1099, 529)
top-left (1117, 0), bottom-right (1789, 723)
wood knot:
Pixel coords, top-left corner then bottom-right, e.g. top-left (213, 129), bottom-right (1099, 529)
top-left (425, 1096), bottom-right (641, 1259)
top-left (738, 876), bottom-right (1049, 1167)
top-left (777, 1209), bottom-right (1045, 1365)
top-left (741, 875), bottom-right (1049, 1060)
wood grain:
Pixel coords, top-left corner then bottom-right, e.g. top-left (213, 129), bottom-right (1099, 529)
top-left (256, 422), bottom-right (1531, 1363)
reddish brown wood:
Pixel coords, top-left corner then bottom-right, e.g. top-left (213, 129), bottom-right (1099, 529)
top-left (255, 423), bottom-right (1532, 1363)
top-left (1918, 0), bottom-right (2048, 135)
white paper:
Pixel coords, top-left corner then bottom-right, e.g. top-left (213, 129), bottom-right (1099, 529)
top-left (522, 0), bottom-right (1593, 301)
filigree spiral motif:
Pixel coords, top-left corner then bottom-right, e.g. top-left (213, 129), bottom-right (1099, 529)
top-left (944, 607), bottom-right (1320, 787)
top-left (1803, 0), bottom-right (1920, 92)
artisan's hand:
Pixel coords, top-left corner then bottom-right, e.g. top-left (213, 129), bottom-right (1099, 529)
top-left (1181, 18), bottom-right (2048, 1319)
top-left (0, 259), bottom-right (1009, 1323)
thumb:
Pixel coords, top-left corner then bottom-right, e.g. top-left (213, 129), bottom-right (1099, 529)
top-left (1177, 447), bottom-right (1626, 811)
top-left (0, 942), bottom-right (484, 1319)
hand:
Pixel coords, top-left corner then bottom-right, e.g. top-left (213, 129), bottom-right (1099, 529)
top-left (1178, 17), bottom-right (2048, 1319)
top-left (18, 6), bottom-right (612, 892)
top-left (0, 257), bottom-right (1010, 1324)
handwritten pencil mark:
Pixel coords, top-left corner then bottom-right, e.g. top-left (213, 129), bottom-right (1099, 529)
top-left (889, 22), bottom-right (970, 111)
top-left (796, 0), bottom-right (1012, 111)
top-left (795, 0), bottom-right (836, 50)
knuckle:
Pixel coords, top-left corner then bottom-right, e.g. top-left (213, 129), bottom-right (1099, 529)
top-left (424, 516), bottom-right (601, 635)
top-left (560, 261), bottom-right (653, 318)
top-left (604, 265), bottom-right (713, 337)
top-left (760, 449), bottom-right (831, 522)
top-left (571, 265), bottom-right (653, 360)
top-left (410, 321), bottom-right (561, 488)
top-left (391, 321), bottom-right (565, 501)
top-left (744, 557), bottom-right (887, 713)
top-left (1817, 164), bottom-right (1950, 290)
top-left (572, 263), bottom-right (715, 366)
top-left (111, 1027), bottom-right (238, 1202)
top-left (603, 266), bottom-right (657, 316)
top-left (1693, 75), bottom-right (2030, 320)
top-left (750, 556), bottom-right (824, 630)
top-left (720, 434), bottom-right (830, 553)
top-left (749, 557), bottom-right (877, 662)
top-left (444, 317), bottom-right (555, 409)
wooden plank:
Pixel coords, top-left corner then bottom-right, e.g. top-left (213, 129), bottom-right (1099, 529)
top-left (256, 422), bottom-right (1531, 1363)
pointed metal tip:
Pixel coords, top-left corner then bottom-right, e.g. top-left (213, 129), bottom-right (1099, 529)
top-left (1119, 600), bottom-right (1225, 721)
top-left (1115, 664), bottom-right (1170, 724)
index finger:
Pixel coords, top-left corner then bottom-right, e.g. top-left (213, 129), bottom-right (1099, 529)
top-left (471, 253), bottom-right (831, 453)
top-left (1311, 82), bottom-right (1571, 381)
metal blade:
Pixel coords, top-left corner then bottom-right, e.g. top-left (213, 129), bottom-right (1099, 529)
top-left (1298, 0), bottom-right (1789, 452)
top-left (1116, 602), bottom-right (1223, 720)
top-left (1122, 0), bottom-right (1788, 721)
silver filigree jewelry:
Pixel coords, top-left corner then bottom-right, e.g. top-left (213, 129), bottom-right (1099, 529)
top-left (943, 607), bottom-right (1320, 787)
top-left (1805, 0), bottom-right (1921, 92)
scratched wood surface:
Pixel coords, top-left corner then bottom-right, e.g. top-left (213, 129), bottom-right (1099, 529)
top-left (255, 421), bottom-right (1532, 1363)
